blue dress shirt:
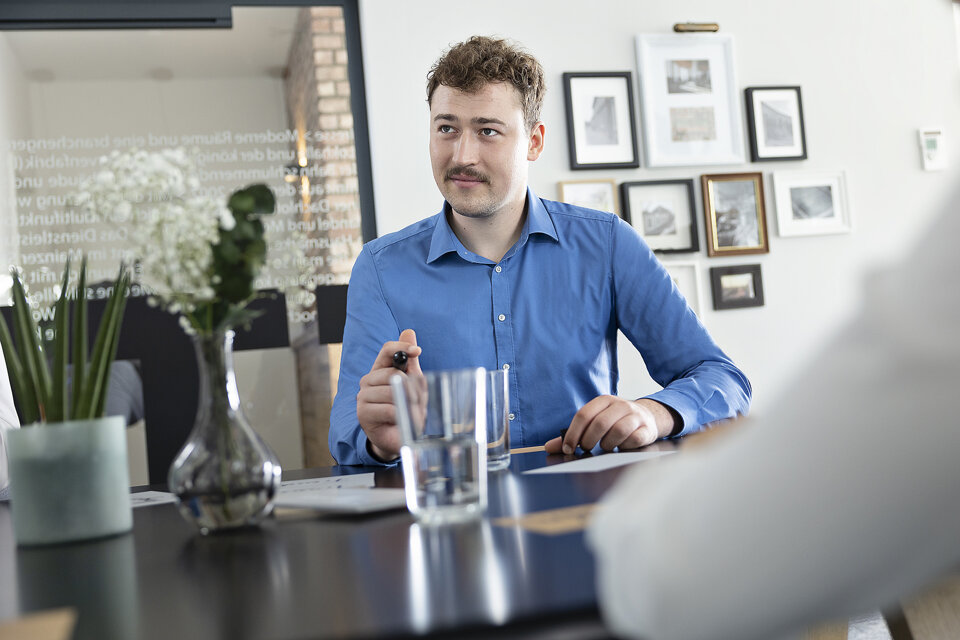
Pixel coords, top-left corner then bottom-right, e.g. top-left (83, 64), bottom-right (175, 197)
top-left (329, 188), bottom-right (751, 465)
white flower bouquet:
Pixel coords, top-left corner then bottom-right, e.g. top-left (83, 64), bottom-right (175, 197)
top-left (75, 148), bottom-right (275, 335)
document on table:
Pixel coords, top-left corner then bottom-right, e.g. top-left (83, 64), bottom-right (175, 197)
top-left (275, 473), bottom-right (407, 514)
top-left (523, 450), bottom-right (676, 474)
top-left (130, 491), bottom-right (178, 508)
top-left (128, 473), bottom-right (392, 511)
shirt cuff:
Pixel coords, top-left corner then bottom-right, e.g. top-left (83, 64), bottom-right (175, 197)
top-left (356, 429), bottom-right (400, 466)
top-left (642, 389), bottom-right (699, 438)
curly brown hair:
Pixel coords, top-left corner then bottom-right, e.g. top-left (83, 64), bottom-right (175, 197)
top-left (426, 36), bottom-right (545, 130)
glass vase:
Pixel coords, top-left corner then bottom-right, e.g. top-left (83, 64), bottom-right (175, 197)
top-left (168, 329), bottom-right (282, 534)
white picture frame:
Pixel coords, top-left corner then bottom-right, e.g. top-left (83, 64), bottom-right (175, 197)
top-left (635, 34), bottom-right (745, 167)
top-left (662, 260), bottom-right (702, 316)
top-left (773, 170), bottom-right (851, 236)
top-left (558, 179), bottom-right (620, 216)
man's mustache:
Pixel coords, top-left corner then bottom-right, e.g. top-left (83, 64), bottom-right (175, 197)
top-left (444, 166), bottom-right (490, 183)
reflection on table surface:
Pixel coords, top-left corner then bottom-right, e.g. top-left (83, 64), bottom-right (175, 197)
top-left (0, 442), bottom-right (697, 640)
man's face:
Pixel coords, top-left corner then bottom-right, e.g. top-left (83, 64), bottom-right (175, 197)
top-left (429, 82), bottom-right (543, 220)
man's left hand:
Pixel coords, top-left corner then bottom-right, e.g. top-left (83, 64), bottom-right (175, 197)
top-left (544, 397), bottom-right (675, 455)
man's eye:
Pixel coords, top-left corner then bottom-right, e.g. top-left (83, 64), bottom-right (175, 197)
top-left (479, 128), bottom-right (498, 137)
top-left (438, 125), bottom-right (455, 134)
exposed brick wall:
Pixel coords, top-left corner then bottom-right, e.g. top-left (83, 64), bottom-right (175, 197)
top-left (285, 6), bottom-right (364, 466)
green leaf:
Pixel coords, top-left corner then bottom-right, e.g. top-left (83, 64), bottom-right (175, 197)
top-left (71, 257), bottom-right (88, 418)
top-left (77, 265), bottom-right (128, 420)
top-left (229, 184), bottom-right (275, 215)
top-left (11, 270), bottom-right (50, 421)
top-left (227, 191), bottom-right (255, 215)
top-left (0, 312), bottom-right (38, 424)
top-left (92, 269), bottom-right (129, 418)
top-left (49, 259), bottom-right (71, 422)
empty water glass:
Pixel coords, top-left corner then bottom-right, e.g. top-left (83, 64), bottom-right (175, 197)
top-left (390, 368), bottom-right (488, 525)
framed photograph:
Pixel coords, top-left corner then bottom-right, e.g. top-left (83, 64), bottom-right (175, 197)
top-left (662, 261), bottom-right (702, 315)
top-left (745, 86), bottom-right (807, 161)
top-left (710, 264), bottom-right (764, 310)
top-left (635, 34), bottom-right (744, 167)
top-left (621, 179), bottom-right (698, 253)
top-left (773, 170), bottom-right (851, 236)
top-left (701, 172), bottom-right (769, 257)
top-left (558, 179), bottom-right (619, 216)
top-left (562, 72), bottom-right (640, 170)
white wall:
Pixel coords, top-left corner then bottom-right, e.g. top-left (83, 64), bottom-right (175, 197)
top-left (359, 0), bottom-right (960, 417)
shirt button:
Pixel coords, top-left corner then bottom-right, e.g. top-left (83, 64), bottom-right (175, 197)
top-left (498, 313), bottom-right (506, 322)
top-left (495, 265), bottom-right (502, 273)
top-left (508, 413), bottom-right (515, 421)
top-left (502, 363), bottom-right (510, 370)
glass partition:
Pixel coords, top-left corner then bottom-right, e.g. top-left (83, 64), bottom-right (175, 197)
top-left (0, 4), bottom-right (372, 474)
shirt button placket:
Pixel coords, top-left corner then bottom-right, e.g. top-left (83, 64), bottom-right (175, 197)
top-left (492, 260), bottom-right (518, 441)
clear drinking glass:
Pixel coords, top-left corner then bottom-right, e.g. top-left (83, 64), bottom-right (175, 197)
top-left (390, 368), bottom-right (488, 525)
top-left (486, 369), bottom-right (511, 471)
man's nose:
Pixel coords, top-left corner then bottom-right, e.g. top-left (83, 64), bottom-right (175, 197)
top-left (453, 134), bottom-right (479, 165)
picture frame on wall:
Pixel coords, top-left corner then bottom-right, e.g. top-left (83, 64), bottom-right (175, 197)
top-left (558, 179), bottom-right (619, 216)
top-left (663, 261), bottom-right (702, 315)
top-left (744, 86), bottom-right (808, 161)
top-left (773, 170), bottom-right (851, 236)
top-left (635, 34), bottom-right (744, 167)
top-left (710, 264), bottom-right (764, 310)
top-left (621, 179), bottom-right (698, 253)
top-left (701, 172), bottom-right (769, 256)
top-left (562, 72), bottom-right (640, 170)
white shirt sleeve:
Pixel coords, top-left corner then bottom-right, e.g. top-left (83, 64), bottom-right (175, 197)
top-left (586, 183), bottom-right (960, 640)
top-left (0, 345), bottom-right (20, 491)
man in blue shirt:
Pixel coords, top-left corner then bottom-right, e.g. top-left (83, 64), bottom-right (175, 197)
top-left (329, 36), bottom-right (751, 465)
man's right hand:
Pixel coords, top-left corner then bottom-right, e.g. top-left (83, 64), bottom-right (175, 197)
top-left (357, 328), bottom-right (422, 461)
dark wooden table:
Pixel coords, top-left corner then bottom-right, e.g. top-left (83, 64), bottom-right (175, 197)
top-left (0, 448), bottom-right (667, 639)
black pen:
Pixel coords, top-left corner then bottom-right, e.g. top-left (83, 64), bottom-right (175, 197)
top-left (392, 350), bottom-right (408, 373)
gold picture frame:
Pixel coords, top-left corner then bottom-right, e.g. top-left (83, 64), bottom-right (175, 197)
top-left (701, 172), bottom-right (769, 257)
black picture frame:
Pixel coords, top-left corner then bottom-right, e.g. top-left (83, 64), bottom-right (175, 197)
top-left (562, 72), bottom-right (640, 170)
top-left (620, 179), bottom-right (698, 253)
top-left (744, 86), bottom-right (807, 162)
top-left (710, 264), bottom-right (764, 310)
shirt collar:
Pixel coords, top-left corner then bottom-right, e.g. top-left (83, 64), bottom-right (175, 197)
top-left (426, 187), bottom-right (559, 263)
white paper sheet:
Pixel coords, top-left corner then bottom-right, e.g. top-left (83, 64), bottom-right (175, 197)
top-left (130, 491), bottom-right (177, 508)
top-left (278, 473), bottom-right (375, 493)
top-left (274, 487), bottom-right (407, 513)
top-left (127, 474), bottom-right (378, 509)
top-left (523, 450), bottom-right (676, 474)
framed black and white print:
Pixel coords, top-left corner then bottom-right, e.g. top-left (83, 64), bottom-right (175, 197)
top-left (702, 172), bottom-right (769, 257)
top-left (562, 72), bottom-right (640, 170)
top-left (773, 170), bottom-right (851, 236)
top-left (710, 264), bottom-right (764, 310)
top-left (621, 179), bottom-right (698, 253)
top-left (635, 34), bottom-right (744, 167)
top-left (663, 261), bottom-right (702, 315)
top-left (558, 179), bottom-right (620, 216)
top-left (745, 86), bottom-right (808, 161)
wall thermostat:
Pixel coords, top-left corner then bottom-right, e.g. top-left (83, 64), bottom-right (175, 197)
top-left (918, 128), bottom-right (946, 171)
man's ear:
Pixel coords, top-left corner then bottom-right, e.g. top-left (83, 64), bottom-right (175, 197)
top-left (527, 122), bottom-right (545, 161)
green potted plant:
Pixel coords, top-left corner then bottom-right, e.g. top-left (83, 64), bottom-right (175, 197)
top-left (0, 258), bottom-right (131, 545)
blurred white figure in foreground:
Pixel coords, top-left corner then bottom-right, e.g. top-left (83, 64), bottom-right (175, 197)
top-left (0, 345), bottom-right (19, 491)
top-left (587, 183), bottom-right (960, 640)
